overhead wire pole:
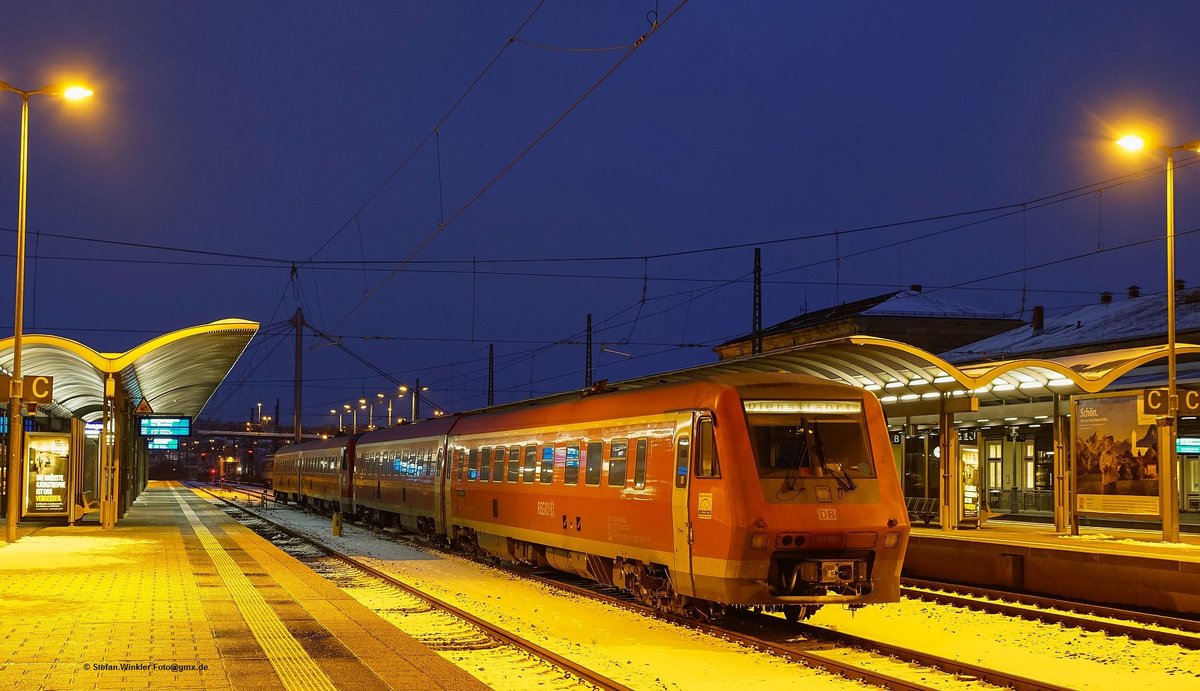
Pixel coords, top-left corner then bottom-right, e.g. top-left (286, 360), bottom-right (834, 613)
top-left (292, 308), bottom-right (304, 443)
top-left (488, 344), bottom-right (494, 406)
top-left (585, 314), bottom-right (593, 388)
top-left (753, 247), bottom-right (762, 355)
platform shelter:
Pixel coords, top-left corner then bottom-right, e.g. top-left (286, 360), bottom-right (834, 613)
top-left (0, 319), bottom-right (258, 527)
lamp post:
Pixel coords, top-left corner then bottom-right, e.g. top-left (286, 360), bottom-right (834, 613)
top-left (377, 392), bottom-right (389, 427)
top-left (1117, 134), bottom-right (1200, 543)
top-left (344, 403), bottom-right (356, 434)
top-left (1, 81), bottom-right (92, 544)
top-left (330, 409), bottom-right (343, 433)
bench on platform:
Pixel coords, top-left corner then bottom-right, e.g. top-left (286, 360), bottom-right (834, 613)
top-left (905, 496), bottom-right (939, 525)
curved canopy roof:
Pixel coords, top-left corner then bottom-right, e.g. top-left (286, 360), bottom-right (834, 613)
top-left (493, 335), bottom-right (1199, 417)
top-left (0, 319), bottom-right (259, 422)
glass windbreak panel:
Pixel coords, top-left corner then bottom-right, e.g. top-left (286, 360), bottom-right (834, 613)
top-left (585, 441), bottom-right (603, 485)
top-left (608, 439), bottom-right (628, 487)
top-left (507, 447), bottom-right (521, 482)
top-left (745, 403), bottom-right (874, 483)
top-left (523, 445), bottom-right (537, 482)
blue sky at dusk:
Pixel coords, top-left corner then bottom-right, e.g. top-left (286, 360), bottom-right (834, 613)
top-left (1, 2), bottom-right (1199, 424)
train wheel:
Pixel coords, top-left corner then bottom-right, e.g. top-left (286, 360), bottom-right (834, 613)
top-left (783, 605), bottom-right (808, 623)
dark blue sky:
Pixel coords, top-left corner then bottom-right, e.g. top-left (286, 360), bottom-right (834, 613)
top-left (2, 2), bottom-right (1199, 426)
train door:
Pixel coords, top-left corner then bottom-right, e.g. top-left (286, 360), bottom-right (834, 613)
top-left (433, 441), bottom-right (449, 537)
top-left (671, 414), bottom-right (696, 598)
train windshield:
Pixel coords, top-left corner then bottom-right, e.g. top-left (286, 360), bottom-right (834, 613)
top-left (744, 400), bottom-right (875, 484)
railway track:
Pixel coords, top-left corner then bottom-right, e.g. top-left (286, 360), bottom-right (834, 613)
top-left (202, 482), bottom-right (1195, 689)
top-left (901, 577), bottom-right (1200, 650)
top-left (190, 483), bottom-right (628, 691)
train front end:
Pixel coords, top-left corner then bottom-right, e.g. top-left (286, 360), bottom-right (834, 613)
top-left (692, 377), bottom-right (909, 615)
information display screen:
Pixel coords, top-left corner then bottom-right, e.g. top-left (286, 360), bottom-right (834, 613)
top-left (147, 438), bottom-right (180, 450)
top-left (138, 416), bottom-right (192, 437)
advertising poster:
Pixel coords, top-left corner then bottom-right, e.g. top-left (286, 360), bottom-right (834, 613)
top-left (25, 433), bottom-right (71, 515)
top-left (1073, 394), bottom-right (1159, 516)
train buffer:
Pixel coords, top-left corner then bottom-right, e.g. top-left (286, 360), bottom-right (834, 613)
top-left (905, 496), bottom-right (939, 526)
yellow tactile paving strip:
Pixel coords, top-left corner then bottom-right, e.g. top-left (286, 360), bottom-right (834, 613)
top-left (0, 481), bottom-right (487, 691)
top-left (170, 489), bottom-right (336, 691)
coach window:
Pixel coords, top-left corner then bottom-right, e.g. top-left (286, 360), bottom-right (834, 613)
top-left (608, 439), bottom-right (628, 486)
top-left (491, 447), bottom-right (505, 482)
top-left (480, 447), bottom-right (492, 481)
top-left (468, 448), bottom-right (479, 481)
top-left (634, 439), bottom-right (648, 489)
top-left (585, 441), bottom-right (603, 485)
top-left (523, 445), bottom-right (537, 482)
top-left (507, 447), bottom-right (521, 483)
top-left (565, 444), bottom-right (581, 485)
top-left (696, 418), bottom-right (720, 478)
top-left (540, 446), bottom-right (555, 484)
top-left (675, 436), bottom-right (690, 488)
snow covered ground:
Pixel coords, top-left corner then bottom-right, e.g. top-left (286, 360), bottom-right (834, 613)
top-left (208, 491), bottom-right (1200, 690)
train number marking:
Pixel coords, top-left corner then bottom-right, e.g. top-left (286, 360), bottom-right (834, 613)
top-left (817, 508), bottom-right (838, 521)
top-left (536, 500), bottom-right (556, 517)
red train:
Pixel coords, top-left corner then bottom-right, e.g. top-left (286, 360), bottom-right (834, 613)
top-left (273, 373), bottom-right (909, 620)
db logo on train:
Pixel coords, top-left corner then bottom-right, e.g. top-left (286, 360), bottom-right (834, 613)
top-left (817, 508), bottom-right (838, 521)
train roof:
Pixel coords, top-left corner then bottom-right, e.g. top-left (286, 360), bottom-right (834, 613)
top-left (355, 415), bottom-right (460, 446)
top-left (273, 434), bottom-right (352, 456)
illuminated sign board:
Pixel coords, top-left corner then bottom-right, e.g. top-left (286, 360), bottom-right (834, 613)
top-left (147, 438), bottom-right (180, 450)
top-left (137, 416), bottom-right (192, 437)
top-left (743, 400), bottom-right (863, 415)
top-left (1178, 437), bottom-right (1200, 454)
top-left (0, 416), bottom-right (37, 434)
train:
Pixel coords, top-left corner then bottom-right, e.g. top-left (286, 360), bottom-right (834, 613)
top-left (272, 373), bottom-right (910, 620)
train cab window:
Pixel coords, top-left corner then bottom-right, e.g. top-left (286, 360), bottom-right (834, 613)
top-left (523, 446), bottom-right (537, 482)
top-left (479, 447), bottom-right (492, 481)
top-left (675, 436), bottom-right (690, 488)
top-left (634, 439), bottom-right (648, 489)
top-left (746, 409), bottom-right (874, 481)
top-left (539, 446), bottom-right (555, 484)
top-left (608, 439), bottom-right (628, 487)
top-left (695, 419), bottom-right (720, 478)
top-left (585, 441), bottom-right (603, 486)
top-left (564, 444), bottom-right (581, 485)
top-left (507, 447), bottom-right (521, 483)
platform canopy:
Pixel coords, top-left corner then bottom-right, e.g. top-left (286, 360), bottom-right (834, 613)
top-left (0, 319), bottom-right (259, 422)
top-left (491, 335), bottom-right (1200, 416)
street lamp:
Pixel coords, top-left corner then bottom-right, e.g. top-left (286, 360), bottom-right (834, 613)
top-left (1117, 133), bottom-right (1200, 543)
top-left (330, 408), bottom-right (343, 433)
top-left (344, 403), bottom-right (356, 434)
top-left (1, 80), bottom-right (93, 544)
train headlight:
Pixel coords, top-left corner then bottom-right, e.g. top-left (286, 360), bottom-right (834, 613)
top-left (749, 533), bottom-right (769, 550)
top-left (883, 532), bottom-right (901, 548)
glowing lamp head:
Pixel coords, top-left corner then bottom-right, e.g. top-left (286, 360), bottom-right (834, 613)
top-left (62, 85), bottom-right (93, 100)
top-left (1116, 134), bottom-right (1145, 152)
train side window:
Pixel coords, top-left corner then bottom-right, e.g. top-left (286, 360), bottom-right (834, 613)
top-left (523, 445), bottom-right (537, 482)
top-left (675, 436), bottom-right (690, 488)
top-left (585, 441), bottom-right (603, 486)
top-left (479, 447), bottom-right (491, 481)
top-left (608, 439), bottom-right (628, 486)
top-left (507, 447), bottom-right (521, 483)
top-left (634, 439), bottom-right (648, 489)
top-left (564, 444), bottom-right (581, 485)
top-left (695, 419), bottom-right (720, 478)
top-left (455, 449), bottom-right (464, 481)
top-left (540, 446), bottom-right (555, 484)
top-left (492, 447), bottom-right (505, 482)
top-left (468, 448), bottom-right (479, 481)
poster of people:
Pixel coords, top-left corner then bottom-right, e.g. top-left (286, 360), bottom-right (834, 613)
top-left (1073, 394), bottom-right (1160, 516)
top-left (24, 433), bottom-right (71, 515)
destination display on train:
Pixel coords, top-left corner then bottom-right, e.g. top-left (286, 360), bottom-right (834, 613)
top-left (137, 416), bottom-right (192, 437)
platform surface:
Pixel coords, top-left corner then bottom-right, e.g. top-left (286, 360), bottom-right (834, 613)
top-left (912, 516), bottom-right (1200, 562)
top-left (0, 481), bottom-right (487, 691)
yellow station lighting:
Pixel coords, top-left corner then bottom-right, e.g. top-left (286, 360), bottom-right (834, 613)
top-left (62, 85), bottom-right (93, 100)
